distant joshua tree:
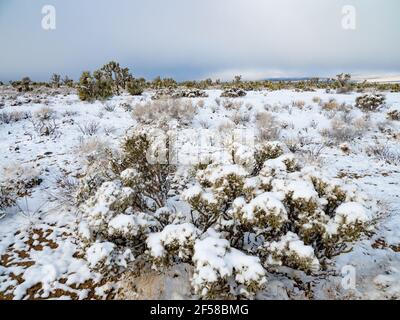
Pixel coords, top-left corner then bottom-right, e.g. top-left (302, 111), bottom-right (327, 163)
top-left (50, 74), bottom-right (61, 88)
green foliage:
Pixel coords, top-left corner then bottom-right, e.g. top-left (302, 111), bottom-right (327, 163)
top-left (126, 78), bottom-right (144, 96)
top-left (151, 76), bottom-right (177, 89)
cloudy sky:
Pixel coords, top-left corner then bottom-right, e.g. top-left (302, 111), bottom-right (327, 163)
top-left (0, 0), bottom-right (399, 81)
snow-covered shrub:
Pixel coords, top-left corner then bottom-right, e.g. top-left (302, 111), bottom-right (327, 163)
top-left (263, 232), bottom-right (319, 273)
top-left (183, 143), bottom-right (375, 276)
top-left (191, 233), bottom-right (266, 299)
top-left (172, 89), bottom-right (208, 98)
top-left (86, 241), bottom-right (134, 271)
top-left (355, 93), bottom-right (386, 112)
top-left (152, 89), bottom-right (208, 100)
top-left (221, 88), bottom-right (247, 98)
top-left (78, 125), bottom-right (177, 270)
top-left (387, 107), bottom-right (400, 121)
top-left (146, 223), bottom-right (200, 267)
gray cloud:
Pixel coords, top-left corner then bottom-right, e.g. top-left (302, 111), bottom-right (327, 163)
top-left (0, 0), bottom-right (399, 81)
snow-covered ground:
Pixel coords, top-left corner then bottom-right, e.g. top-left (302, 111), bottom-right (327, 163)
top-left (1, 88), bottom-right (400, 300)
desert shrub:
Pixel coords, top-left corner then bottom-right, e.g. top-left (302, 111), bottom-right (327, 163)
top-left (0, 185), bottom-right (16, 217)
top-left (34, 107), bottom-right (57, 121)
top-left (132, 99), bottom-right (197, 126)
top-left (387, 107), bottom-right (400, 121)
top-left (103, 102), bottom-right (116, 112)
top-left (221, 88), bottom-right (247, 98)
top-left (150, 143), bottom-right (374, 298)
top-left (292, 100), bottom-right (306, 109)
top-left (0, 111), bottom-right (31, 124)
top-left (152, 89), bottom-right (207, 100)
top-left (151, 76), bottom-right (178, 90)
top-left (181, 146), bottom-right (374, 266)
top-left (321, 112), bottom-right (369, 143)
top-left (222, 99), bottom-right (243, 111)
top-left (11, 77), bottom-right (32, 92)
top-left (50, 74), bottom-right (61, 88)
top-left (77, 137), bottom-right (110, 166)
top-left (29, 109), bottom-right (59, 136)
top-left (320, 99), bottom-right (350, 112)
top-left (355, 93), bottom-right (386, 112)
top-left (366, 145), bottom-right (400, 166)
top-left (255, 112), bottom-right (281, 142)
top-left (126, 79), bottom-right (144, 96)
top-left (63, 76), bottom-right (74, 87)
top-left (77, 121), bottom-right (100, 136)
top-left (230, 110), bottom-right (251, 126)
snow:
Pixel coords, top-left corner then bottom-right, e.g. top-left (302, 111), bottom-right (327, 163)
top-left (334, 202), bottom-right (370, 224)
top-left (286, 180), bottom-right (319, 201)
top-left (146, 223), bottom-right (200, 259)
top-left (86, 242), bottom-right (115, 268)
top-left (266, 232), bottom-right (320, 271)
top-left (237, 192), bottom-right (288, 223)
top-left (108, 214), bottom-right (137, 235)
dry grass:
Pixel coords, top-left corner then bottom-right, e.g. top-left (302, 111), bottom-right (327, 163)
top-left (292, 100), bottom-right (306, 109)
top-left (77, 137), bottom-right (110, 165)
top-left (218, 120), bottom-right (236, 133)
top-left (366, 145), bottom-right (400, 166)
top-left (230, 110), bottom-right (251, 126)
top-left (222, 99), bottom-right (243, 111)
top-left (34, 107), bottom-right (57, 121)
top-left (321, 114), bottom-right (369, 143)
top-left (255, 111), bottom-right (281, 141)
top-left (132, 99), bottom-right (197, 126)
top-left (0, 110), bottom-right (31, 124)
top-left (320, 99), bottom-right (350, 112)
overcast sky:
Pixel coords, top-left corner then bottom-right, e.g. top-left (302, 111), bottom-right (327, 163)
top-left (0, 0), bottom-right (399, 81)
